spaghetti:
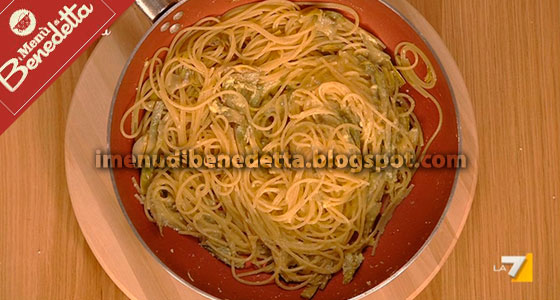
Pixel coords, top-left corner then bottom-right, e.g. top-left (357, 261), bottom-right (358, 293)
top-left (120, 1), bottom-right (441, 298)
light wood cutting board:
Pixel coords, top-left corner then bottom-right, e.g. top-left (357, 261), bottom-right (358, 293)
top-left (63, 2), bottom-right (478, 299)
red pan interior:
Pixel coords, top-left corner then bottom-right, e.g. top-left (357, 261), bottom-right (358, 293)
top-left (109, 1), bottom-right (459, 299)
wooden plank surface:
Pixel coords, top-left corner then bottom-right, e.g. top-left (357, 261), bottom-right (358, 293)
top-left (0, 0), bottom-right (558, 299)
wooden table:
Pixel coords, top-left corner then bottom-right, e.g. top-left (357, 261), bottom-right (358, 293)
top-left (0, 0), bottom-right (558, 299)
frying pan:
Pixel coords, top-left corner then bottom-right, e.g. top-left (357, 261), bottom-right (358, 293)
top-left (109, 0), bottom-right (462, 299)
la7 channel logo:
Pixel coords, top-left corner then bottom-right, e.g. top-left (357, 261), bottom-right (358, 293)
top-left (493, 253), bottom-right (533, 282)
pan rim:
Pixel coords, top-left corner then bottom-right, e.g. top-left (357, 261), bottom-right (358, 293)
top-left (107, 1), bottom-right (466, 299)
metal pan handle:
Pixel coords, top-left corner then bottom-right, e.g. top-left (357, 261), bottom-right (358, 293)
top-left (135, 0), bottom-right (178, 22)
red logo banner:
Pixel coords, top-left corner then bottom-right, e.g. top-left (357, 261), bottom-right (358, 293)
top-left (0, 0), bottom-right (134, 135)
